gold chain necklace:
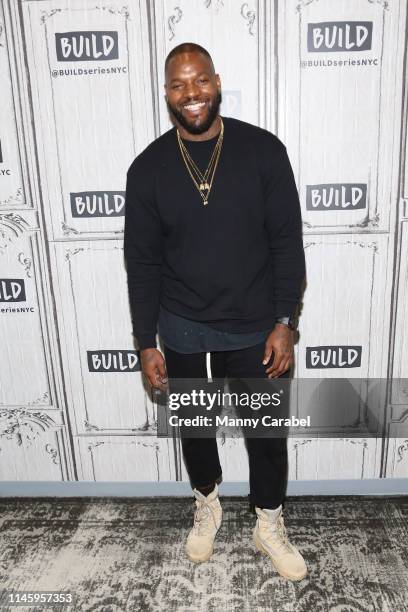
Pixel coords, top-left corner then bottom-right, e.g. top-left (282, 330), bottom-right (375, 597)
top-left (176, 118), bottom-right (224, 206)
top-left (178, 131), bottom-right (221, 186)
top-left (177, 118), bottom-right (224, 183)
top-left (177, 121), bottom-right (224, 205)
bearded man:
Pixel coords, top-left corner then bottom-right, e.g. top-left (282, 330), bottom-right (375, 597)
top-left (124, 42), bottom-right (307, 581)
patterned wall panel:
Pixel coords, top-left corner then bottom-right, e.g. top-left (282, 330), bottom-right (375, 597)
top-left (75, 436), bottom-right (177, 481)
top-left (297, 234), bottom-right (391, 379)
top-left (1, 0), bottom-right (77, 481)
top-left (383, 18), bottom-right (408, 476)
top-left (0, 2), bottom-right (26, 208)
top-left (385, 438), bottom-right (408, 478)
top-left (288, 437), bottom-right (380, 480)
top-left (277, 0), bottom-right (405, 234)
top-left (51, 240), bottom-right (156, 435)
top-left (20, 0), bottom-right (155, 240)
top-left (0, 215), bottom-right (57, 407)
top-left (0, 408), bottom-right (72, 480)
top-left (150, 0), bottom-right (267, 132)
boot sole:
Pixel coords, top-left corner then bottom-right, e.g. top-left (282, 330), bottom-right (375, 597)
top-left (253, 532), bottom-right (307, 581)
top-left (186, 546), bottom-right (214, 563)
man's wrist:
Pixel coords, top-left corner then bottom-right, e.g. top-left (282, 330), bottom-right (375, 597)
top-left (275, 315), bottom-right (297, 331)
top-left (136, 332), bottom-right (158, 351)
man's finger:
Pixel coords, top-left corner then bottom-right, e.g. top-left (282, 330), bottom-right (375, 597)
top-left (268, 356), bottom-right (292, 378)
top-left (145, 372), bottom-right (158, 389)
top-left (275, 358), bottom-right (290, 377)
top-left (152, 377), bottom-right (168, 393)
top-left (142, 363), bottom-right (164, 391)
top-left (262, 343), bottom-right (273, 365)
top-left (157, 360), bottom-right (168, 383)
top-left (266, 352), bottom-right (285, 377)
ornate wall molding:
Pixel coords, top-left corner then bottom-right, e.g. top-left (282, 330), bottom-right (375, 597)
top-left (397, 439), bottom-right (408, 462)
top-left (0, 213), bottom-right (30, 252)
top-left (17, 251), bottom-right (33, 278)
top-left (240, 3), bottom-right (256, 36)
top-left (168, 7), bottom-right (182, 41)
top-left (0, 408), bottom-right (56, 447)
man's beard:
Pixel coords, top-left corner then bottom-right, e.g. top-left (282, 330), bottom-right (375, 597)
top-left (167, 90), bottom-right (222, 135)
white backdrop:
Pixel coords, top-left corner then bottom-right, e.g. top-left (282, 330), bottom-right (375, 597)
top-left (1, 0), bottom-right (407, 485)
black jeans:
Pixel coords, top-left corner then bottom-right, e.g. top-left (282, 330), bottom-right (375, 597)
top-left (163, 341), bottom-right (290, 509)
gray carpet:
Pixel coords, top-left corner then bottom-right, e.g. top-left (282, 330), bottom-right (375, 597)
top-left (0, 495), bottom-right (407, 611)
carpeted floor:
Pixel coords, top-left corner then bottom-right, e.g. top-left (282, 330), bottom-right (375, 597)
top-left (0, 495), bottom-right (407, 611)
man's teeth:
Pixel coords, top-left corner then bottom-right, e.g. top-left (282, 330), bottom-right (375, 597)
top-left (183, 102), bottom-right (206, 111)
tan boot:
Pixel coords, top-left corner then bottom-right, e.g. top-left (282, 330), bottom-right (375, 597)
top-left (185, 483), bottom-right (222, 563)
top-left (253, 505), bottom-right (307, 581)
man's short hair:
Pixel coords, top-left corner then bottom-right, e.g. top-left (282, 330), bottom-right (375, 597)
top-left (164, 42), bottom-right (215, 74)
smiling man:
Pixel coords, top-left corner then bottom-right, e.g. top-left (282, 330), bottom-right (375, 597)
top-left (124, 43), bottom-right (307, 580)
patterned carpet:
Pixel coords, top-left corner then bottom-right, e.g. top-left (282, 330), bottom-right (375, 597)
top-left (0, 495), bottom-right (407, 611)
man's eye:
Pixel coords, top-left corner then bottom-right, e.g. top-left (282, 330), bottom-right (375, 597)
top-left (198, 79), bottom-right (208, 84)
top-left (172, 84), bottom-right (182, 89)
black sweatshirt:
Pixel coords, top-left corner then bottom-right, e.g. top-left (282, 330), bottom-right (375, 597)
top-left (124, 117), bottom-right (306, 350)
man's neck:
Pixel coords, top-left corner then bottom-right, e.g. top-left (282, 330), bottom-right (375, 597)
top-left (176, 115), bottom-right (222, 142)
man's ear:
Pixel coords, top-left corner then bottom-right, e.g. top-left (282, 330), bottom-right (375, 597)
top-left (215, 74), bottom-right (221, 90)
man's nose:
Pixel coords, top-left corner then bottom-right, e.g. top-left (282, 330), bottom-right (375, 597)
top-left (184, 82), bottom-right (200, 99)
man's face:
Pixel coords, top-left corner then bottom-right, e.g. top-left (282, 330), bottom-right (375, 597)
top-left (165, 52), bottom-right (221, 135)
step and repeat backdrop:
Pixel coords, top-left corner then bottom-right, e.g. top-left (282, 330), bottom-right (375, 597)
top-left (0, 0), bottom-right (407, 484)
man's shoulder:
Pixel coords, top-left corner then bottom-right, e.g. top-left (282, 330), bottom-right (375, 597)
top-left (222, 116), bottom-right (286, 151)
top-left (127, 126), bottom-right (176, 176)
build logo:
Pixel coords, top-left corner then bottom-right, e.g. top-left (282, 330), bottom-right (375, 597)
top-left (0, 279), bottom-right (26, 302)
top-left (87, 350), bottom-right (140, 372)
top-left (70, 191), bottom-right (125, 217)
top-left (55, 31), bottom-right (119, 61)
top-left (306, 184), bottom-right (367, 211)
top-left (306, 346), bottom-right (362, 369)
top-left (307, 22), bottom-right (373, 52)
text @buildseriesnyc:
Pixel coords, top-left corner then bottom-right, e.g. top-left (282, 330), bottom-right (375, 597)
top-left (154, 378), bottom-right (408, 439)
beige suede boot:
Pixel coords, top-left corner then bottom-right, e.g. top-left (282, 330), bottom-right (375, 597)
top-left (253, 505), bottom-right (307, 581)
top-left (185, 483), bottom-right (222, 563)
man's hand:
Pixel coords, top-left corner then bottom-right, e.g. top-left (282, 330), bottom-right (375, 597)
top-left (262, 324), bottom-right (294, 378)
top-left (140, 348), bottom-right (168, 392)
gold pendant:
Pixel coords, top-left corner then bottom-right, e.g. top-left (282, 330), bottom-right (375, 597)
top-left (200, 182), bottom-right (210, 191)
top-left (203, 200), bottom-right (208, 206)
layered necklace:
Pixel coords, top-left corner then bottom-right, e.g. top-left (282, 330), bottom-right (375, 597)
top-left (176, 118), bottom-right (224, 206)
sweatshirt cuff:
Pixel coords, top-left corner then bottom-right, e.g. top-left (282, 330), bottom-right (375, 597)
top-left (136, 332), bottom-right (157, 350)
top-left (274, 301), bottom-right (298, 320)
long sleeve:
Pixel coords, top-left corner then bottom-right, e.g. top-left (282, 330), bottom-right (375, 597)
top-left (262, 142), bottom-right (306, 319)
top-left (123, 157), bottom-right (162, 350)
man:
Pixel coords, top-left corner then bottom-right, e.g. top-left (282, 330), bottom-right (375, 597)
top-left (124, 42), bottom-right (307, 581)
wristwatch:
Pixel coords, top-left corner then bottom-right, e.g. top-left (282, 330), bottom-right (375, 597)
top-left (275, 315), bottom-right (297, 331)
